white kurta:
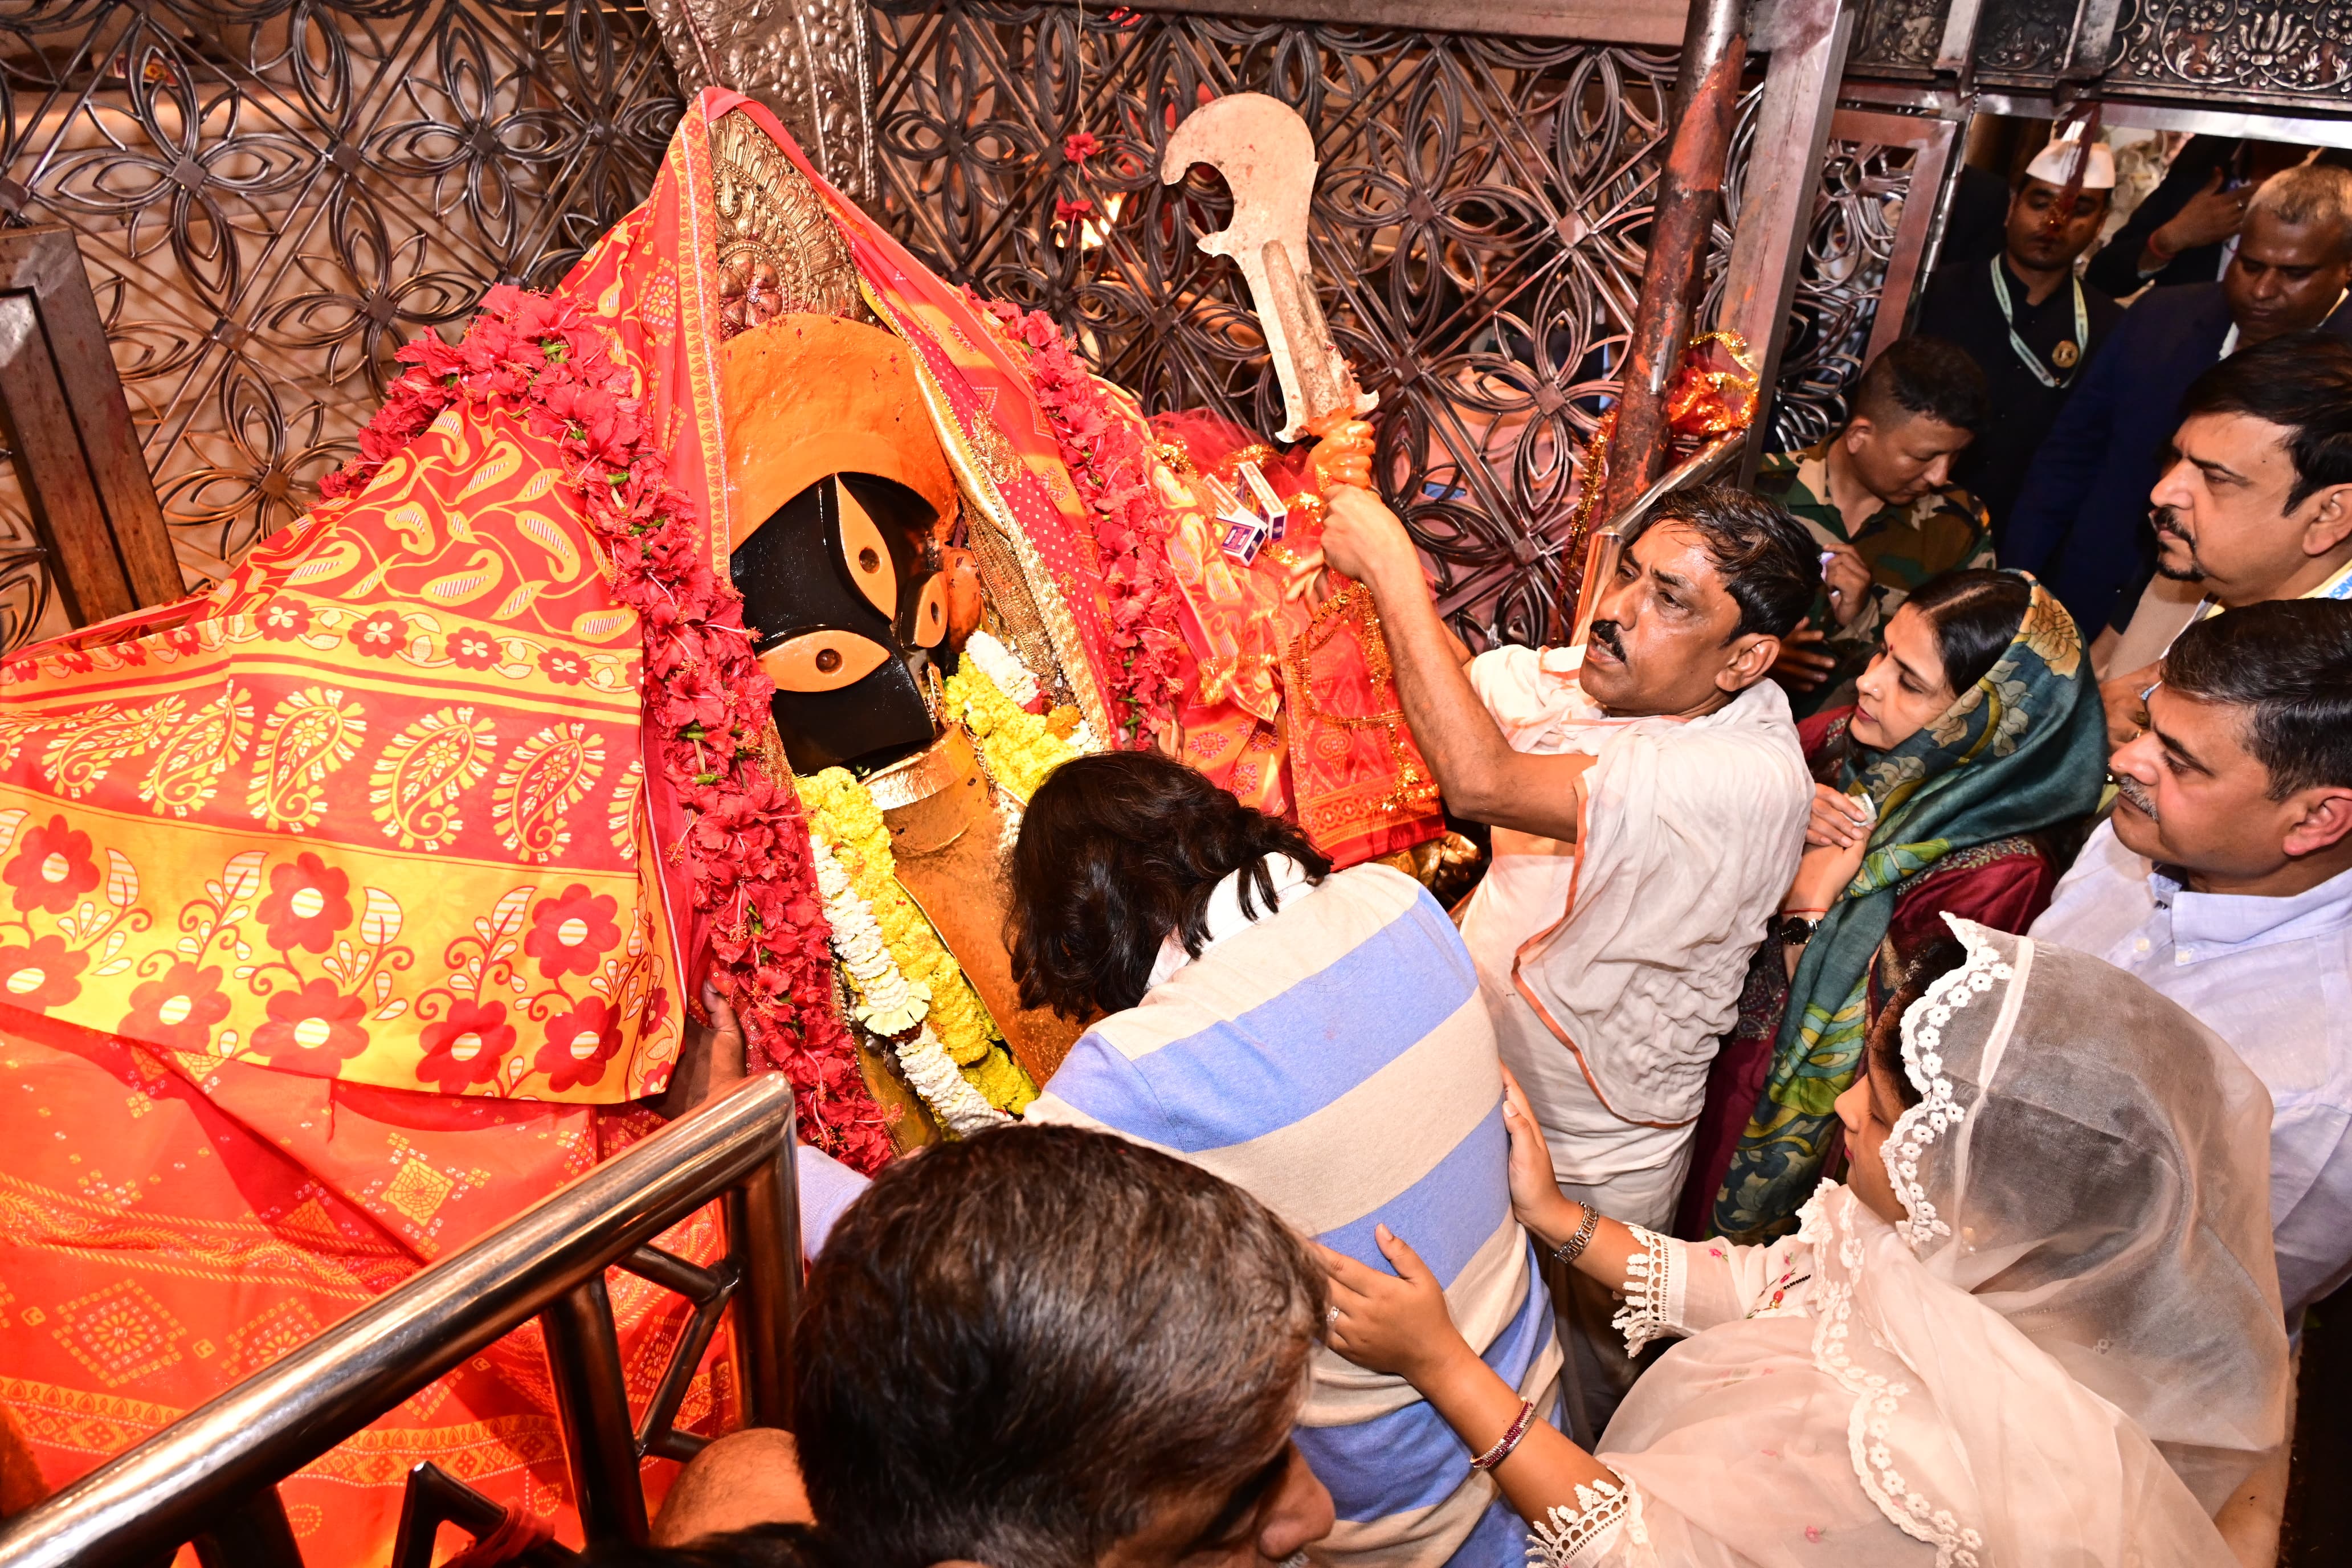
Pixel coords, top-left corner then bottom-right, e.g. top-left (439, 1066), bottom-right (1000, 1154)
top-left (1457, 649), bottom-right (1810, 1227)
top-left (1526, 1189), bottom-right (2245, 1568)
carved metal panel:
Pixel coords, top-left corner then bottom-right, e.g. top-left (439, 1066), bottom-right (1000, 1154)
top-left (2108, 2), bottom-right (2352, 105)
top-left (1850, 0), bottom-right (2352, 109)
top-left (644, 0), bottom-right (877, 201)
top-left (869, 2), bottom-right (1755, 648)
top-left (1850, 0), bottom-right (1948, 72)
top-left (868, 3), bottom-right (1920, 646)
top-left (0, 0), bottom-right (686, 593)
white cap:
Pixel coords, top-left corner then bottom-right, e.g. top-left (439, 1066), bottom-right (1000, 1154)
top-left (2025, 127), bottom-right (2117, 190)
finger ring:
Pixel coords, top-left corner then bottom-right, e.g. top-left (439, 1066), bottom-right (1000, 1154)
top-left (1326, 1305), bottom-right (1341, 1328)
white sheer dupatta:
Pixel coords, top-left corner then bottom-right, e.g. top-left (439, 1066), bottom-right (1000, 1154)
top-left (1591, 921), bottom-right (2288, 1568)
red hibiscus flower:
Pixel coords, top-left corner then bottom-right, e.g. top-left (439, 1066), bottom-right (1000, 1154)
top-left (539, 647), bottom-right (588, 686)
top-left (1063, 130), bottom-right (1102, 165)
top-left (0, 934), bottom-right (88, 1013)
top-left (415, 998), bottom-right (514, 1092)
top-left (536, 994), bottom-right (622, 1092)
top-left (277, 277), bottom-right (887, 1169)
top-left (5, 815), bottom-right (100, 914)
top-left (252, 978), bottom-right (370, 1067)
top-left (524, 884), bottom-right (622, 979)
top-left (257, 853), bottom-right (354, 953)
top-left (1055, 195), bottom-right (1095, 226)
top-left (258, 600), bottom-right (311, 642)
top-left (120, 962), bottom-right (232, 1052)
top-left (447, 627), bottom-right (502, 670)
top-left (350, 610), bottom-right (407, 658)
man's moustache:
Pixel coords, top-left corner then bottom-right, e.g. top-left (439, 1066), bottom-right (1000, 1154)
top-left (1590, 621), bottom-right (1626, 660)
top-left (2112, 772), bottom-right (2159, 821)
top-left (2150, 508), bottom-right (2206, 582)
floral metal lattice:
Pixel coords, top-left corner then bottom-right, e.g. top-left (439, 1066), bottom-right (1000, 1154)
top-left (869, 3), bottom-right (1742, 647)
top-left (867, 3), bottom-right (1914, 647)
top-left (0, 0), bottom-right (685, 591)
top-left (1746, 137), bottom-right (1915, 453)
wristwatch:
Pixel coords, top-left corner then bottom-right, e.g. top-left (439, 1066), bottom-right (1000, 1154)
top-left (1773, 912), bottom-right (1821, 948)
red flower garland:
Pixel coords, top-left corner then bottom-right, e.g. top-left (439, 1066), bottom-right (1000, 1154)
top-left (321, 286), bottom-right (893, 1172)
top-left (967, 293), bottom-right (1186, 742)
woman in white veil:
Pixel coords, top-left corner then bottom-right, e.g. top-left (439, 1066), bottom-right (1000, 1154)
top-left (1321, 917), bottom-right (2288, 1566)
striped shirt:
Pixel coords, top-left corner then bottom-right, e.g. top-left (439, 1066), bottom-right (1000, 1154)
top-left (1026, 863), bottom-right (1561, 1568)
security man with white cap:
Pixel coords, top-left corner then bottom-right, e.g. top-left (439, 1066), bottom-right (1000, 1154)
top-left (1915, 126), bottom-right (2125, 540)
top-left (2004, 159), bottom-right (2352, 637)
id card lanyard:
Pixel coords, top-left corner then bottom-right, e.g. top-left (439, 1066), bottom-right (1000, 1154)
top-left (1989, 255), bottom-right (2089, 389)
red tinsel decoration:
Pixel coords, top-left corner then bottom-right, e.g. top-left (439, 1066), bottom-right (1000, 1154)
top-left (321, 286), bottom-right (893, 1173)
top-left (966, 292), bottom-right (1187, 742)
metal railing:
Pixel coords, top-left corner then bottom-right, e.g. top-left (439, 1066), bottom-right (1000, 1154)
top-left (0, 1075), bottom-right (803, 1568)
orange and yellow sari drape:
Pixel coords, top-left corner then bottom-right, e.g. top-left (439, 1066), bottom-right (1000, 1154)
top-left (0, 96), bottom-right (793, 1563)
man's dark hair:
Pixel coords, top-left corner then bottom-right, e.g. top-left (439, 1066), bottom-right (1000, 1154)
top-left (1851, 335), bottom-right (1990, 435)
top-left (1008, 750), bottom-right (1332, 1017)
top-left (583, 1525), bottom-right (830, 1568)
top-left (1631, 481), bottom-right (1820, 641)
top-left (2162, 599), bottom-right (2352, 798)
top-left (791, 1125), bottom-right (1325, 1568)
top-left (2179, 332), bottom-right (2352, 512)
top-left (1904, 568), bottom-right (2034, 695)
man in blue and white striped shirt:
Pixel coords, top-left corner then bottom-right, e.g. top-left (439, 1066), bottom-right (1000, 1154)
top-left (1010, 752), bottom-right (1560, 1568)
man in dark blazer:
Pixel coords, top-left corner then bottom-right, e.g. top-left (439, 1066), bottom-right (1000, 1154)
top-left (2005, 165), bottom-right (2352, 635)
top-left (2084, 136), bottom-right (2331, 296)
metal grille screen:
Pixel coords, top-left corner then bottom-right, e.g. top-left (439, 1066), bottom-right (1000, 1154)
top-left (868, 3), bottom-right (1910, 646)
top-left (0, 0), bottom-right (683, 612)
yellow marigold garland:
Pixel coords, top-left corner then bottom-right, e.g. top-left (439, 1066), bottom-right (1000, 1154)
top-left (795, 767), bottom-right (1037, 1116)
top-left (942, 661), bottom-right (1081, 801)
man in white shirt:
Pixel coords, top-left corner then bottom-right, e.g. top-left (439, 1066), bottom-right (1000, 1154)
top-left (1323, 483), bottom-right (1815, 1436)
top-left (2034, 599), bottom-right (2352, 1329)
top-left (1325, 483), bottom-right (1815, 1231)
top-left (2095, 317), bottom-right (2352, 727)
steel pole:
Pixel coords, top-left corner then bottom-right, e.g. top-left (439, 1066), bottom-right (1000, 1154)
top-left (1598, 0), bottom-right (1748, 523)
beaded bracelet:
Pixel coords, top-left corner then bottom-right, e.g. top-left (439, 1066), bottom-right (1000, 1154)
top-left (1551, 1202), bottom-right (1601, 1268)
top-left (1469, 1398), bottom-right (1538, 1473)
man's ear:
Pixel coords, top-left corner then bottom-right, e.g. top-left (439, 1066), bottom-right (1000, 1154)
top-left (2296, 482), bottom-right (2352, 558)
top-left (1841, 417), bottom-right (1875, 454)
top-left (1718, 631), bottom-right (1780, 692)
top-left (2283, 786), bottom-right (2352, 859)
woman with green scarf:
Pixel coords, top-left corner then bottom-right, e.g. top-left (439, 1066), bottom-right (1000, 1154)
top-left (1677, 568), bottom-right (2107, 1242)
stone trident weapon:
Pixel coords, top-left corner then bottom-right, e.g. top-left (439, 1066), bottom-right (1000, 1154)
top-left (1162, 93), bottom-right (1377, 443)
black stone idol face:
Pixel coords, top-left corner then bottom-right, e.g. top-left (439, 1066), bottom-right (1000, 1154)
top-left (731, 469), bottom-right (950, 774)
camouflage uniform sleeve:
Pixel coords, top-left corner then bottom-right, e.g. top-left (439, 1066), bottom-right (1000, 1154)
top-left (1957, 489), bottom-right (1997, 569)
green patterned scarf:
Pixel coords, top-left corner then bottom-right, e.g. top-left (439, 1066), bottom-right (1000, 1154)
top-left (1710, 575), bottom-right (2106, 1240)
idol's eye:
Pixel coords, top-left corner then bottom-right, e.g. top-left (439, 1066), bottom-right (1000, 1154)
top-left (836, 484), bottom-right (899, 615)
top-left (761, 630), bottom-right (892, 692)
top-left (909, 573), bottom-right (948, 649)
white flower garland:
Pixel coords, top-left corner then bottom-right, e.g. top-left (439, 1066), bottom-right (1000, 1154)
top-left (964, 629), bottom-right (1040, 706)
top-left (806, 829), bottom-right (1010, 1137)
top-left (964, 628), bottom-right (1099, 753)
